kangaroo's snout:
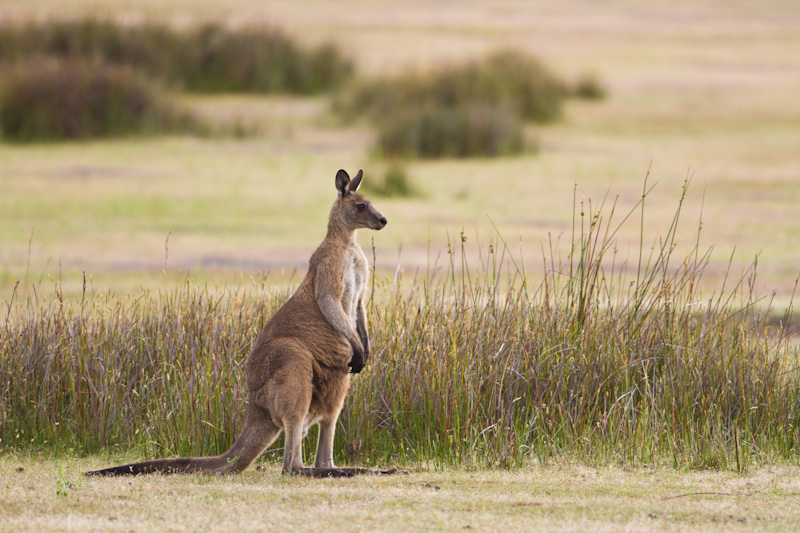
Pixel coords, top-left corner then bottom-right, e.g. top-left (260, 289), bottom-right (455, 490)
top-left (369, 213), bottom-right (387, 230)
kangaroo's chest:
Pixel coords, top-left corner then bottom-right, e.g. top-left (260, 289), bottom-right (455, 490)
top-left (341, 246), bottom-right (368, 322)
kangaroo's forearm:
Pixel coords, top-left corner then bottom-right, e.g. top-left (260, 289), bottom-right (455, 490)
top-left (356, 303), bottom-right (369, 352)
top-left (317, 293), bottom-right (359, 344)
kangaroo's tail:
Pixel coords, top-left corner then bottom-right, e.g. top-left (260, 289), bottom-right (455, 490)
top-left (85, 456), bottom-right (229, 476)
top-left (85, 406), bottom-right (280, 477)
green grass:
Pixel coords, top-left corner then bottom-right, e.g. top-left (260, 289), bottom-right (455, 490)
top-left (2, 182), bottom-right (797, 471)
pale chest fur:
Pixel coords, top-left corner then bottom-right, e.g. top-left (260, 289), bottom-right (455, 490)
top-left (340, 244), bottom-right (368, 325)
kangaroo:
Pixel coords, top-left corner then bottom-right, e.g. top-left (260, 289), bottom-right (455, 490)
top-left (87, 169), bottom-right (390, 478)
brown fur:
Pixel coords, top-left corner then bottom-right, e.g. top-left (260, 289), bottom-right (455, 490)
top-left (86, 169), bottom-right (391, 478)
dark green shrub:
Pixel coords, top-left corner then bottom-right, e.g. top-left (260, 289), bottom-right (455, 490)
top-left (0, 59), bottom-right (197, 142)
top-left (334, 50), bottom-right (566, 125)
top-left (362, 163), bottom-right (418, 197)
top-left (0, 20), bottom-right (353, 94)
top-left (377, 103), bottom-right (524, 159)
top-left (169, 24), bottom-right (353, 94)
top-left (332, 50), bottom-right (563, 158)
top-left (0, 20), bottom-right (176, 76)
top-left (572, 73), bottom-right (606, 100)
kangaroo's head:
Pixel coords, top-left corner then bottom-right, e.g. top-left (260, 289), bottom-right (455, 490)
top-left (330, 169), bottom-right (388, 232)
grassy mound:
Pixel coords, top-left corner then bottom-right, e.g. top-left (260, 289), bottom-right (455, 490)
top-left (0, 59), bottom-right (196, 142)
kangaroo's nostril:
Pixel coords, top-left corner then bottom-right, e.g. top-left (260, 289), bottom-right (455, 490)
top-left (380, 217), bottom-right (388, 226)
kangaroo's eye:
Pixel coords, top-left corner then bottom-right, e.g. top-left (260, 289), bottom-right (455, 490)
top-left (357, 203), bottom-right (366, 211)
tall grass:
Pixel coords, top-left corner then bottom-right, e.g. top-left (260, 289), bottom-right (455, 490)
top-left (1, 181), bottom-right (797, 470)
top-left (0, 19), bottom-right (353, 94)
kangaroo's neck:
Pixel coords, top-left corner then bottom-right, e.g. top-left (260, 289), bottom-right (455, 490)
top-left (325, 218), bottom-right (357, 246)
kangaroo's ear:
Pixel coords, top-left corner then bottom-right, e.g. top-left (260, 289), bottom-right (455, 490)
top-left (349, 169), bottom-right (364, 192)
top-left (335, 169), bottom-right (350, 197)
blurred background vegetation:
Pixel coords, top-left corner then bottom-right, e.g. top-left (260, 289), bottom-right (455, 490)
top-left (0, 0), bottom-right (798, 307)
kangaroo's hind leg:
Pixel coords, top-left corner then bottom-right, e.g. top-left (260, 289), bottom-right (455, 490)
top-left (254, 339), bottom-right (315, 475)
top-left (216, 404), bottom-right (282, 474)
top-left (314, 417), bottom-right (337, 469)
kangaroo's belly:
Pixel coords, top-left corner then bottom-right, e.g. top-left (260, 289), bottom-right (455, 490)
top-left (341, 247), bottom-right (368, 323)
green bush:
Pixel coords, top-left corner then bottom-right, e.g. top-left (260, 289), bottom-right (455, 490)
top-left (377, 103), bottom-right (524, 158)
top-left (333, 50), bottom-right (564, 158)
top-left (572, 73), bottom-right (606, 100)
top-left (166, 24), bottom-right (353, 94)
top-left (361, 163), bottom-right (418, 198)
top-left (0, 19), bottom-right (353, 94)
top-left (335, 50), bottom-right (566, 124)
top-left (0, 59), bottom-right (197, 142)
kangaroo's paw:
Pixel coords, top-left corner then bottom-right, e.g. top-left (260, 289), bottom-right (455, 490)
top-left (376, 467), bottom-right (409, 475)
top-left (295, 467), bottom-right (358, 478)
top-left (294, 467), bottom-right (408, 477)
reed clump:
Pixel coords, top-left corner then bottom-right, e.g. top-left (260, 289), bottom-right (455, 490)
top-left (1, 181), bottom-right (796, 470)
top-left (0, 19), bottom-right (353, 95)
top-left (0, 59), bottom-right (197, 142)
top-left (335, 50), bottom-right (566, 124)
top-left (376, 102), bottom-right (524, 159)
top-left (333, 50), bottom-right (580, 158)
top-left (360, 163), bottom-right (419, 198)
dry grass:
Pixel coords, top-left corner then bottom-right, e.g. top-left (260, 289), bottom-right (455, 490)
top-left (3, 455), bottom-right (800, 532)
top-left (3, 181), bottom-right (797, 469)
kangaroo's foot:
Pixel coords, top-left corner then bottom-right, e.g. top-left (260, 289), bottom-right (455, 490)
top-left (294, 467), bottom-right (407, 478)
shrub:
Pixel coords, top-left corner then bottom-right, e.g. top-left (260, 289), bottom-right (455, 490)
top-left (333, 50), bottom-right (564, 158)
top-left (0, 19), bottom-right (353, 95)
top-left (0, 20), bottom-right (177, 76)
top-left (572, 73), bottom-right (606, 100)
top-left (168, 24), bottom-right (353, 94)
top-left (377, 103), bottom-right (524, 158)
top-left (362, 163), bottom-right (418, 198)
top-left (335, 50), bottom-right (566, 125)
top-left (0, 59), bottom-right (197, 142)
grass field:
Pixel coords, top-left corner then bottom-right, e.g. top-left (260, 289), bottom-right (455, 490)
top-left (2, 1), bottom-right (800, 530)
top-left (3, 456), bottom-right (800, 532)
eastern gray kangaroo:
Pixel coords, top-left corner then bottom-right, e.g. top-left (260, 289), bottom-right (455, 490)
top-left (87, 169), bottom-right (389, 478)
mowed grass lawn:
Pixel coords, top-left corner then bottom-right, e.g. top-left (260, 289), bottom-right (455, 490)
top-left (3, 456), bottom-right (800, 532)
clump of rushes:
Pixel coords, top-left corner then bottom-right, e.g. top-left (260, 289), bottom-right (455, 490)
top-left (377, 102), bottom-right (524, 158)
top-left (172, 24), bottom-right (353, 94)
top-left (334, 50), bottom-right (566, 158)
top-left (0, 59), bottom-right (197, 142)
top-left (572, 73), bottom-right (606, 100)
top-left (335, 50), bottom-right (566, 124)
top-left (1, 180), bottom-right (796, 470)
top-left (360, 162), bottom-right (419, 198)
top-left (0, 19), bottom-right (354, 94)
